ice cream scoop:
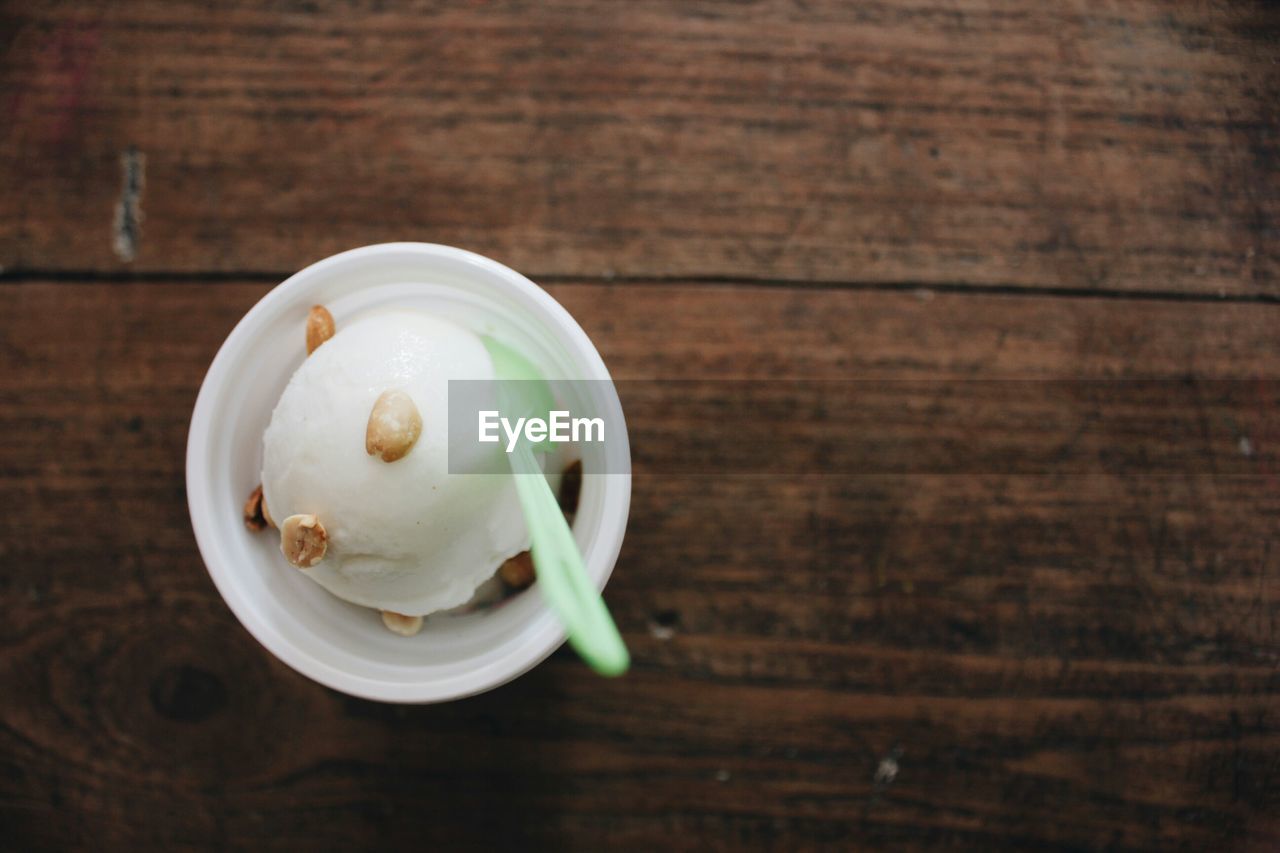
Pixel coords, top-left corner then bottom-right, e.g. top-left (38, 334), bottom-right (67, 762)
top-left (260, 309), bottom-right (529, 616)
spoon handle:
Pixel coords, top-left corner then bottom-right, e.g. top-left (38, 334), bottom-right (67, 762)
top-left (510, 444), bottom-right (630, 676)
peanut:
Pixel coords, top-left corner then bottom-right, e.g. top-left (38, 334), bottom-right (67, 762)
top-left (365, 389), bottom-right (423, 463)
top-left (306, 305), bottom-right (335, 354)
top-left (381, 610), bottom-right (424, 637)
top-left (280, 513), bottom-right (327, 568)
top-left (243, 484), bottom-right (268, 532)
top-left (499, 551), bottom-right (536, 589)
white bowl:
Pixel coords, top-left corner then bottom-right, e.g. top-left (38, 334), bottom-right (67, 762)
top-left (186, 243), bottom-right (631, 703)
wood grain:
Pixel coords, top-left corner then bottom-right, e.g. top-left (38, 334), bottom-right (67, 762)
top-left (1, 281), bottom-right (1277, 850)
top-left (2, 1), bottom-right (1278, 295)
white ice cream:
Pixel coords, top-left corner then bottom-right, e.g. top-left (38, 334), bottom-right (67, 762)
top-left (261, 309), bottom-right (529, 616)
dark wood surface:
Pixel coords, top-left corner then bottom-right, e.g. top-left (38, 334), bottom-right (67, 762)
top-left (3, 0), bottom-right (1279, 294)
top-left (2, 2), bottom-right (1278, 851)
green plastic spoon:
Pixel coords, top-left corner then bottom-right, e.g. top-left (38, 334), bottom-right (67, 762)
top-left (481, 336), bottom-right (630, 677)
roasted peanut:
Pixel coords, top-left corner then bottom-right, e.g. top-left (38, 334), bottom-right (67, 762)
top-left (381, 610), bottom-right (424, 636)
top-left (306, 305), bottom-right (335, 354)
top-left (243, 484), bottom-right (268, 532)
top-left (365, 389), bottom-right (423, 462)
top-left (280, 513), bottom-right (327, 568)
top-left (499, 551), bottom-right (536, 589)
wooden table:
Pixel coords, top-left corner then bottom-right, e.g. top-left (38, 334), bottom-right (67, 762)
top-left (2, 2), bottom-right (1277, 850)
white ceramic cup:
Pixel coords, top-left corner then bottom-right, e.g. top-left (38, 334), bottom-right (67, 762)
top-left (186, 243), bottom-right (631, 703)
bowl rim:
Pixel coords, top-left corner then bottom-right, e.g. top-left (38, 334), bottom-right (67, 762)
top-left (186, 243), bottom-right (631, 702)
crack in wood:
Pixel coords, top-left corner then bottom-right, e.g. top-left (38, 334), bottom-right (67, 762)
top-left (112, 148), bottom-right (145, 262)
